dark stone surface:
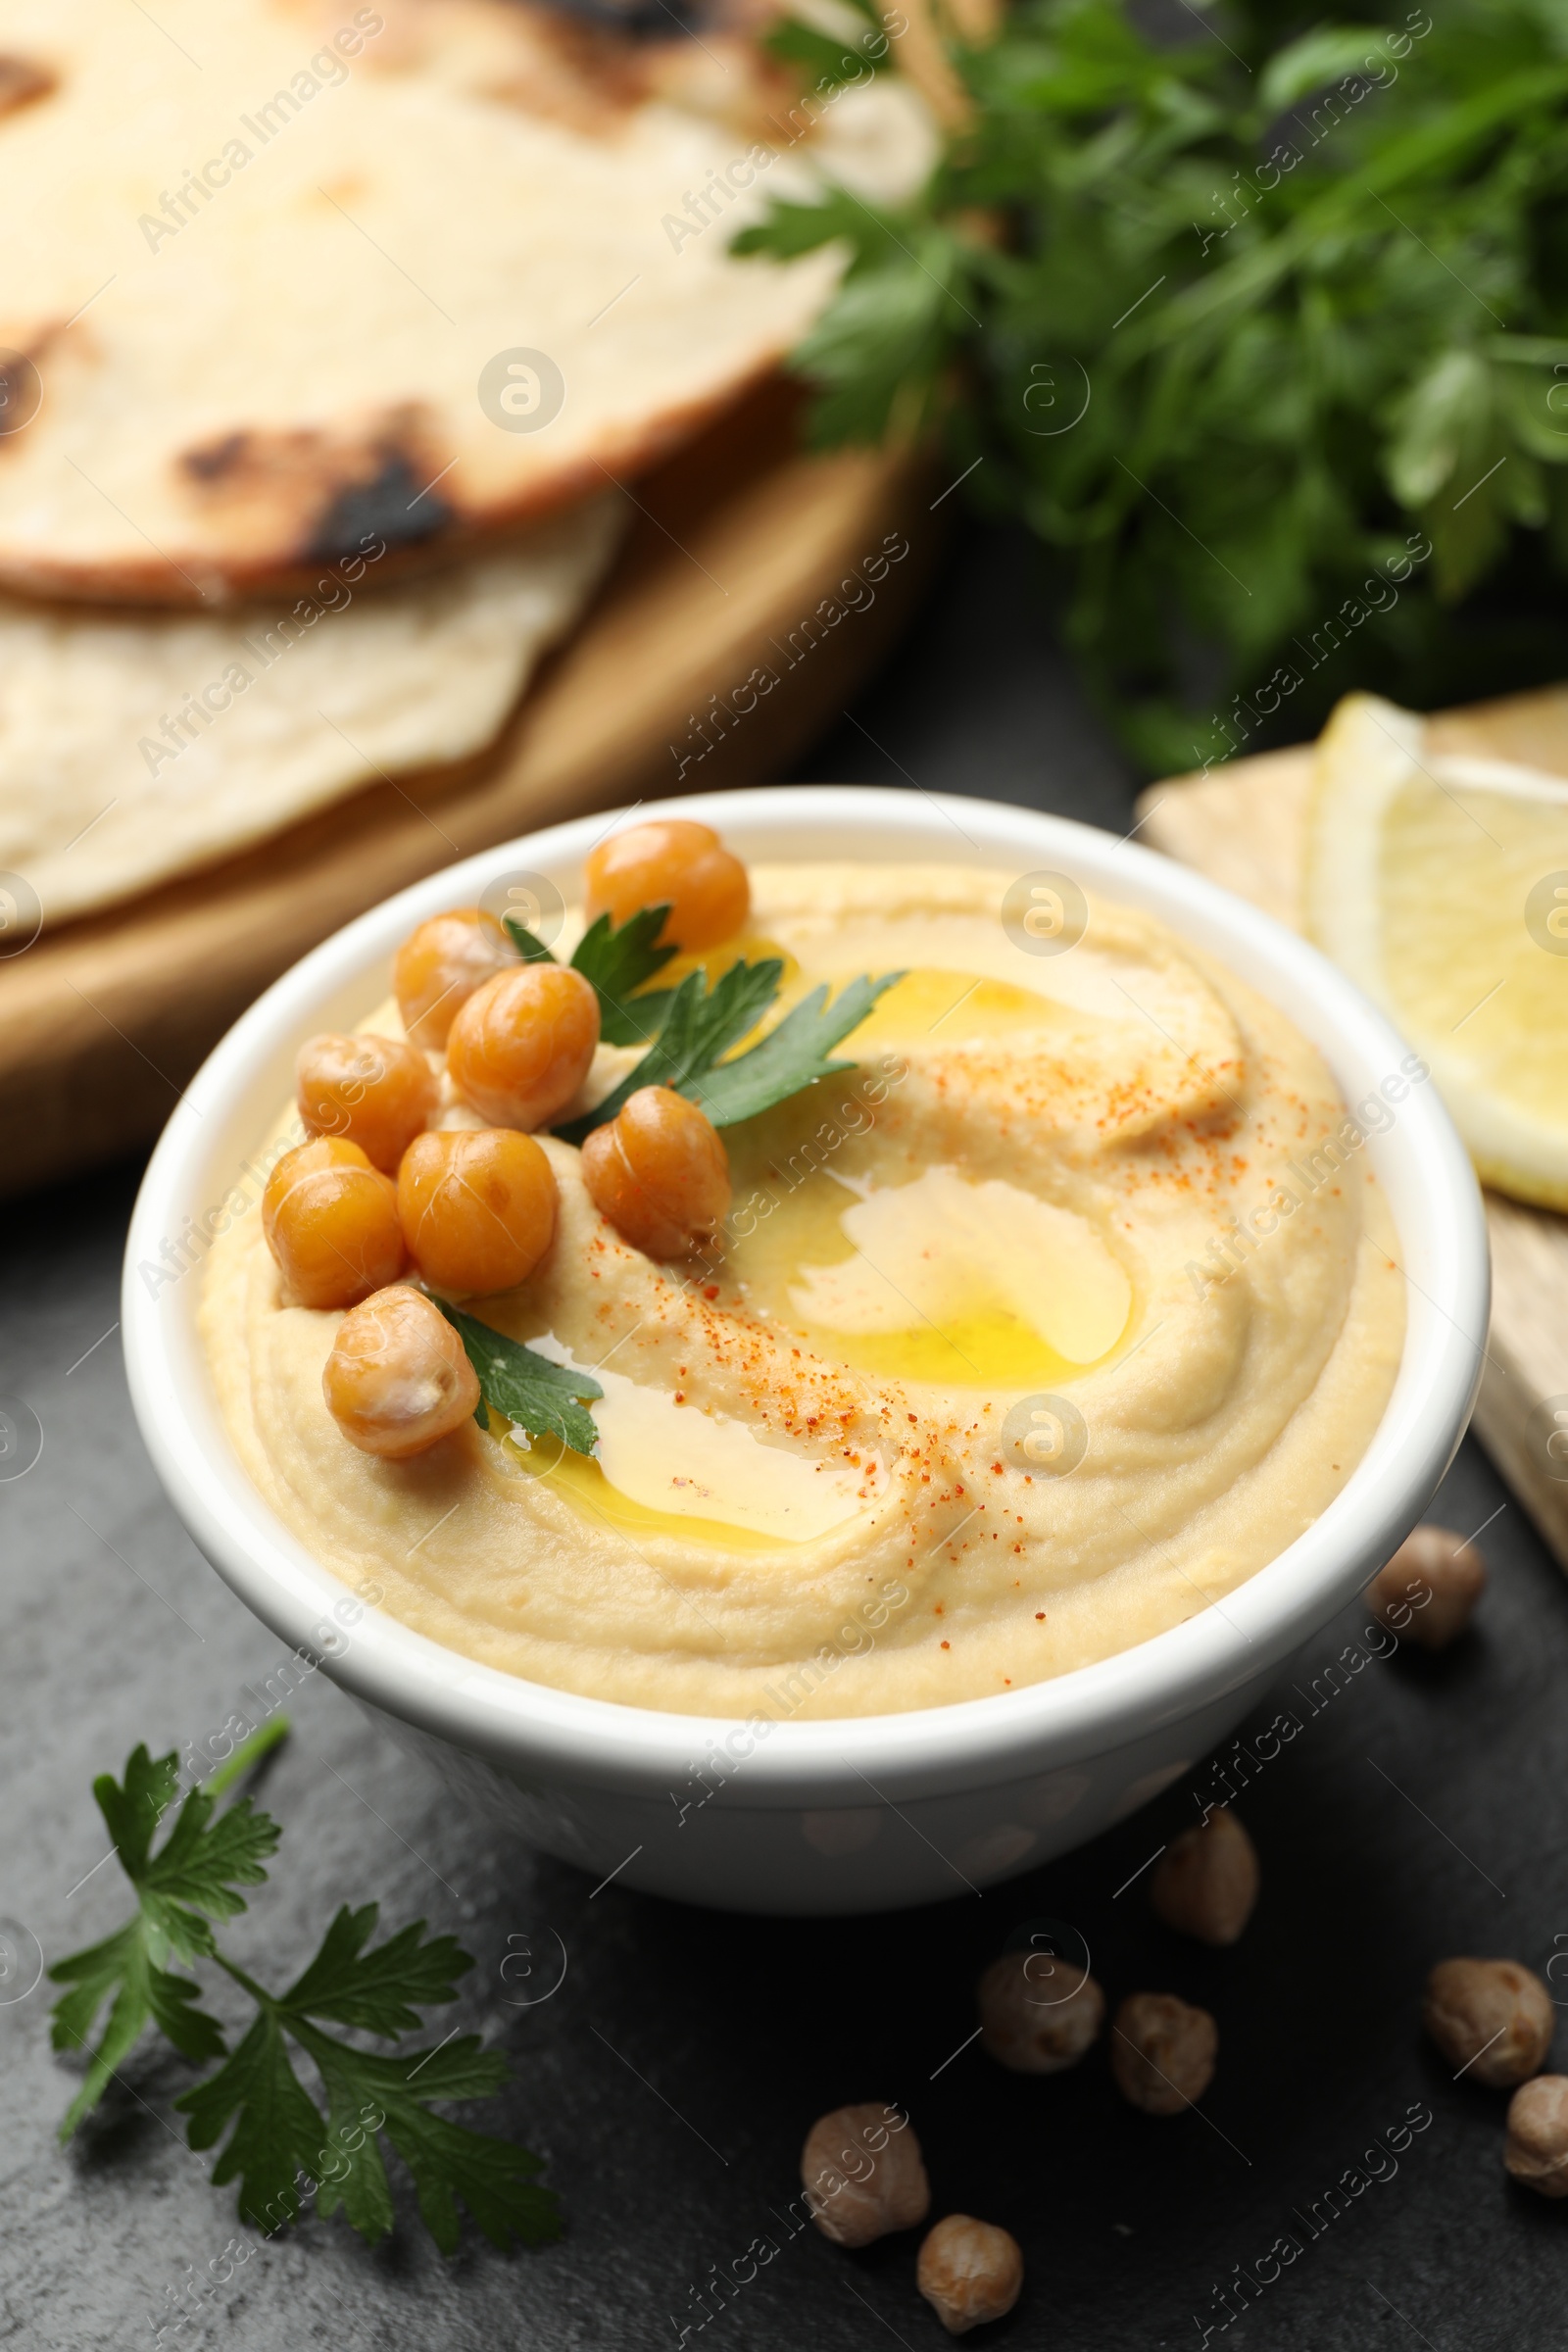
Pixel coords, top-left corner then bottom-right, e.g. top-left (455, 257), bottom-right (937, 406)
top-left (3, 520), bottom-right (1563, 2349)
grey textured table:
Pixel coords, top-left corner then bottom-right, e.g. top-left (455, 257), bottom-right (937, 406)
top-left (5, 522), bottom-right (1565, 2350)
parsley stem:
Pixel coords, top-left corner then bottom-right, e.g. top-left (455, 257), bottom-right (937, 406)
top-left (212, 1949), bottom-right (276, 2009)
top-left (204, 1714), bottom-right (291, 1803)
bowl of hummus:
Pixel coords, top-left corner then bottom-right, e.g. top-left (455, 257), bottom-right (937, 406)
top-left (123, 786), bottom-right (1488, 1914)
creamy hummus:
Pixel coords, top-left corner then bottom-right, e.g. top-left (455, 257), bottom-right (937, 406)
top-left (201, 863), bottom-right (1406, 1718)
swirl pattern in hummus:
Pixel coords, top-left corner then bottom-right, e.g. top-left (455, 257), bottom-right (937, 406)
top-left (202, 863), bottom-right (1405, 1718)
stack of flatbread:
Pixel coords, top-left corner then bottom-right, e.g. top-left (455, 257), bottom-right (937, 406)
top-left (0, 0), bottom-right (935, 924)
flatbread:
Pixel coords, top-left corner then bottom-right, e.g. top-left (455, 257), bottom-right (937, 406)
top-left (0, 0), bottom-right (934, 602)
top-left (0, 496), bottom-right (622, 923)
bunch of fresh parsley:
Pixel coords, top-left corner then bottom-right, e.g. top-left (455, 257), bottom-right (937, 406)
top-left (50, 1730), bottom-right (560, 2253)
top-left (740, 0), bottom-right (1568, 771)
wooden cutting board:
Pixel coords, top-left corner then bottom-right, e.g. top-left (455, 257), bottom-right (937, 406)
top-left (1136, 685), bottom-right (1568, 1574)
top-left (1, 380), bottom-right (937, 1200)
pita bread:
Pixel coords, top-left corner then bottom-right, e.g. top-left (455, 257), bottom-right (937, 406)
top-left (0, 0), bottom-right (933, 602)
top-left (0, 496), bottom-right (622, 923)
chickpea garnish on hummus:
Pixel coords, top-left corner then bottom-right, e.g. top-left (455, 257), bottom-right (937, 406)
top-left (202, 816), bottom-right (1406, 1720)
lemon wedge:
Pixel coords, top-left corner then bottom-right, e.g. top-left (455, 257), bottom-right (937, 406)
top-left (1303, 692), bottom-right (1568, 1209)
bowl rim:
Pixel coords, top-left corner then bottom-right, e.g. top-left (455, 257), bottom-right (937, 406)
top-left (122, 783), bottom-right (1489, 1806)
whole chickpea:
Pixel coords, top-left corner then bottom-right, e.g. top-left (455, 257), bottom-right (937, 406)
top-left (1150, 1808), bottom-right (1260, 1946)
top-left (1505, 2076), bottom-right (1568, 2197)
top-left (583, 818), bottom-right (749, 950)
top-left (801, 2103), bottom-right (930, 2247)
top-left (977, 1950), bottom-right (1104, 2075)
top-left (1422, 1958), bottom-right (1553, 2086)
top-left (296, 1030), bottom-right (436, 1172)
top-left (446, 963), bottom-right (599, 1131)
top-left (394, 908), bottom-right (514, 1049)
top-left (1110, 1992), bottom-right (1217, 2115)
top-left (398, 1127), bottom-right (557, 1297)
top-left (916, 2216), bottom-right (1024, 2336)
top-left (1367, 1524), bottom-right (1487, 1648)
top-left (263, 1137), bottom-right (406, 1310)
top-left (322, 1284), bottom-right (480, 1458)
top-left (579, 1085), bottom-right (731, 1259)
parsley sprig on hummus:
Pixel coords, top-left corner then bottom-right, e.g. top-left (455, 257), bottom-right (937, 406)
top-left (259, 816), bottom-right (900, 1467)
top-left (437, 1300), bottom-right (602, 1456)
top-left (507, 900), bottom-right (679, 1046)
top-left (514, 909), bottom-right (904, 1142)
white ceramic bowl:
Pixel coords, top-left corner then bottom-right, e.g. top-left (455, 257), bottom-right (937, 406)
top-left (122, 787), bottom-right (1489, 1915)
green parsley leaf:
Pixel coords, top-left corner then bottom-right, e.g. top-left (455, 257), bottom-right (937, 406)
top-left (736, 196), bottom-right (974, 445)
top-left (568, 906), bottom-right (679, 1045)
top-left (50, 1921), bottom-right (225, 2137)
top-left (177, 2005), bottom-right (330, 2237)
top-left (506, 898), bottom-right (901, 1128)
top-left (556, 957), bottom-right (902, 1140)
top-left (436, 1300), bottom-right (602, 1457)
top-left (555, 956), bottom-right (784, 1143)
top-left (179, 1904), bottom-right (560, 2251)
top-left (732, 190), bottom-right (867, 265)
top-left (49, 1740), bottom-right (281, 2138)
top-left (504, 905), bottom-right (679, 1046)
top-left (764, 15), bottom-right (881, 87)
top-left (688, 972), bottom-right (905, 1127)
top-left (501, 915), bottom-right (557, 965)
top-left (309, 2032), bottom-right (557, 2254)
top-left (280, 1901), bottom-right (471, 2034)
top-left (597, 987), bottom-right (678, 1047)
top-left (134, 1774), bottom-right (281, 1961)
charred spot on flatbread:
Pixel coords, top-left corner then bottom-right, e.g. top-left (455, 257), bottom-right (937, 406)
top-left (308, 449), bottom-right (453, 559)
top-left (0, 56), bottom-right (56, 121)
top-left (176, 407), bottom-right (456, 564)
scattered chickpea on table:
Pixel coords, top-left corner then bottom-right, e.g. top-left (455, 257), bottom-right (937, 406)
top-left (801, 2104), bottom-right (930, 2248)
top-left (976, 1949), bottom-right (1104, 2075)
top-left (917, 2216), bottom-right (1024, 2336)
top-left (1422, 1957), bottom-right (1554, 2087)
top-left (1367, 1523), bottom-right (1488, 1647)
top-left (1110, 1992), bottom-right (1219, 2116)
top-left (1505, 2076), bottom-right (1568, 2197)
top-left (1150, 1806), bottom-right (1259, 1946)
